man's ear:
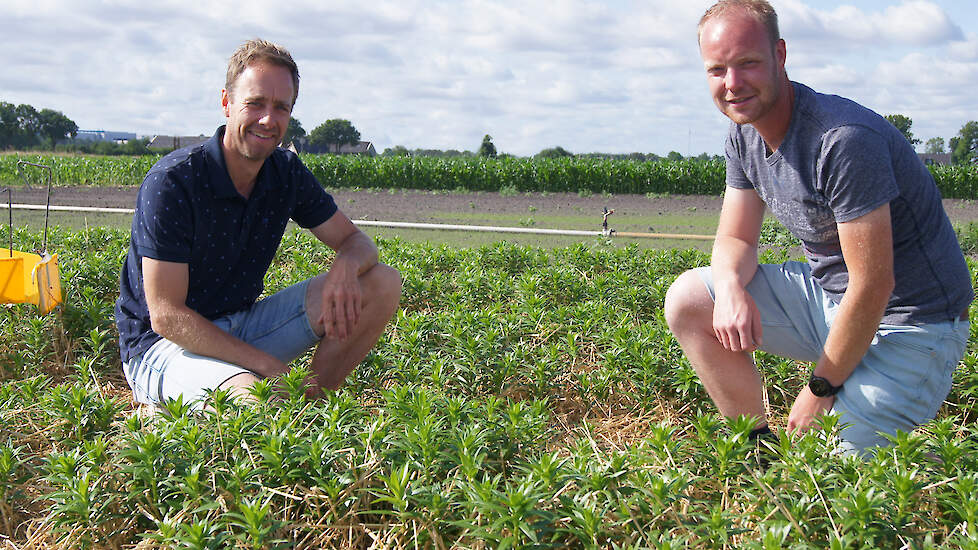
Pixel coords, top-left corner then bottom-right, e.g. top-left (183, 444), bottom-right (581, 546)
top-left (221, 89), bottom-right (230, 118)
top-left (776, 38), bottom-right (786, 68)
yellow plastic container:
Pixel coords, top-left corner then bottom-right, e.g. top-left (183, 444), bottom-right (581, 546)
top-left (0, 248), bottom-right (62, 314)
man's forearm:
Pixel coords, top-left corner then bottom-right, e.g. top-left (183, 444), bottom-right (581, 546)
top-left (332, 230), bottom-right (379, 276)
top-left (151, 304), bottom-right (288, 378)
top-left (812, 285), bottom-right (890, 385)
top-left (711, 235), bottom-right (759, 289)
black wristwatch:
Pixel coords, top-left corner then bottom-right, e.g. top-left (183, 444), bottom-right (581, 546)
top-left (808, 375), bottom-right (843, 397)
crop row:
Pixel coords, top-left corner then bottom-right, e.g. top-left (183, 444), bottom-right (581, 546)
top-left (2, 226), bottom-right (978, 547)
top-left (3, 153), bottom-right (977, 198)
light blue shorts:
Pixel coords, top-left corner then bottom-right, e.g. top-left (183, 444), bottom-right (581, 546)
top-left (123, 279), bottom-right (321, 408)
top-left (696, 261), bottom-right (970, 455)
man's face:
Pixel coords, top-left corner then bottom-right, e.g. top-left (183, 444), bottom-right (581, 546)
top-left (699, 13), bottom-right (786, 126)
top-left (222, 60), bottom-right (295, 163)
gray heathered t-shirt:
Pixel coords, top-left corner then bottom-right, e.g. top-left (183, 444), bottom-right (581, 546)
top-left (725, 82), bottom-right (972, 325)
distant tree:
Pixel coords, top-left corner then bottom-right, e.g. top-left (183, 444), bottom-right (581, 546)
top-left (666, 151), bottom-right (683, 161)
top-left (0, 102), bottom-right (18, 148)
top-left (924, 137), bottom-right (946, 155)
top-left (14, 104), bottom-right (40, 143)
top-left (884, 114), bottom-right (921, 147)
top-left (951, 121), bottom-right (978, 165)
top-left (284, 116), bottom-right (305, 147)
top-left (37, 108), bottom-right (78, 144)
top-left (0, 102), bottom-right (39, 148)
top-left (478, 134), bottom-right (497, 158)
top-left (535, 146), bottom-right (573, 159)
top-left (121, 138), bottom-right (150, 155)
top-left (0, 102), bottom-right (78, 149)
top-left (382, 145), bottom-right (411, 156)
top-left (309, 119), bottom-right (360, 153)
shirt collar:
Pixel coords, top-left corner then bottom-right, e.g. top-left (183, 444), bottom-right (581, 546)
top-left (204, 126), bottom-right (240, 199)
top-left (204, 125), bottom-right (271, 202)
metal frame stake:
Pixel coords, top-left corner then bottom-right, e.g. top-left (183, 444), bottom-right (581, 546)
top-left (16, 161), bottom-right (54, 254)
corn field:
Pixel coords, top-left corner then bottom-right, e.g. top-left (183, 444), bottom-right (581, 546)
top-left (3, 153), bottom-right (976, 198)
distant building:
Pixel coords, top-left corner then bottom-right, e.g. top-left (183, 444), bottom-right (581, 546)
top-left (147, 135), bottom-right (210, 150)
top-left (75, 130), bottom-right (137, 143)
top-left (919, 153), bottom-right (952, 166)
top-left (291, 138), bottom-right (377, 156)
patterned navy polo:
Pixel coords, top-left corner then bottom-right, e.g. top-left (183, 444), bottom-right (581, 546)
top-left (115, 126), bottom-right (337, 364)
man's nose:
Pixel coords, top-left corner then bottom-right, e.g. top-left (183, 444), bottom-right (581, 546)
top-left (724, 68), bottom-right (742, 91)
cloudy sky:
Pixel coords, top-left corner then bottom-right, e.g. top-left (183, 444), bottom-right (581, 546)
top-left (3, 0), bottom-right (975, 157)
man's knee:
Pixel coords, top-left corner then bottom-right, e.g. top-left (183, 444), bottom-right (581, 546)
top-left (305, 263), bottom-right (401, 322)
top-left (218, 372), bottom-right (262, 401)
top-left (362, 262), bottom-right (402, 306)
top-left (664, 269), bottom-right (711, 332)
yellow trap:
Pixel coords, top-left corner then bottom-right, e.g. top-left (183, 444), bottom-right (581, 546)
top-left (1, 162), bottom-right (63, 314)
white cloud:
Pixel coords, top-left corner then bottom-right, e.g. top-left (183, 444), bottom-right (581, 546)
top-left (875, 52), bottom-right (978, 88)
top-left (0, 0), bottom-right (975, 156)
top-left (791, 64), bottom-right (866, 88)
top-left (949, 34), bottom-right (978, 61)
top-left (779, 0), bottom-right (963, 46)
top-left (877, 1), bottom-right (962, 44)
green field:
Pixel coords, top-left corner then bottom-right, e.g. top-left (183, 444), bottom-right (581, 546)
top-left (3, 226), bottom-right (978, 548)
top-left (4, 153), bottom-right (977, 198)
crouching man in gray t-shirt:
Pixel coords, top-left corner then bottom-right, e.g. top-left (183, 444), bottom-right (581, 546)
top-left (664, 0), bottom-right (973, 456)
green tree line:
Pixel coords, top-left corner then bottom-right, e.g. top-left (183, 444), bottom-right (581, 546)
top-left (0, 102), bottom-right (78, 150)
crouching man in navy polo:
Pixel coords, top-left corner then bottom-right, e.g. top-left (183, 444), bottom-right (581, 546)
top-left (115, 39), bottom-right (401, 408)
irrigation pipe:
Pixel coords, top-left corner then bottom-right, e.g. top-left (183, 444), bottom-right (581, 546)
top-left (1, 203), bottom-right (716, 241)
top-left (5, 203), bottom-right (136, 214)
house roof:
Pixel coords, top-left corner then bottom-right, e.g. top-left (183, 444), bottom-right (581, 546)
top-left (147, 135), bottom-right (209, 150)
top-left (335, 141), bottom-right (376, 154)
top-left (291, 139), bottom-right (377, 156)
top-left (918, 152), bottom-right (952, 165)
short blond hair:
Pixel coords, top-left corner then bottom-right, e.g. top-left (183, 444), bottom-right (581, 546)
top-left (698, 0), bottom-right (781, 52)
top-left (225, 38), bottom-right (300, 105)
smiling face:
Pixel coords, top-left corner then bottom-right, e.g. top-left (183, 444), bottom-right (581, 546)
top-left (699, 11), bottom-right (788, 130)
top-left (221, 60), bottom-right (295, 168)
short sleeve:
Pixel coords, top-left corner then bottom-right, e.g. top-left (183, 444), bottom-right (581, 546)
top-left (725, 126), bottom-right (753, 190)
top-left (131, 171), bottom-right (194, 263)
top-left (289, 159), bottom-right (337, 229)
top-left (818, 125), bottom-right (899, 223)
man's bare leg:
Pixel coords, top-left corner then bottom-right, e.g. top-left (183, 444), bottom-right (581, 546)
top-left (305, 263), bottom-right (401, 391)
top-left (664, 270), bottom-right (767, 426)
top-left (219, 372), bottom-right (262, 402)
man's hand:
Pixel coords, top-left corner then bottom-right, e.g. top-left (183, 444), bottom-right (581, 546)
top-left (713, 282), bottom-right (763, 352)
top-left (309, 211), bottom-right (380, 342)
top-left (787, 386), bottom-right (835, 434)
top-left (319, 258), bottom-right (363, 341)
top-left (709, 187), bottom-right (765, 353)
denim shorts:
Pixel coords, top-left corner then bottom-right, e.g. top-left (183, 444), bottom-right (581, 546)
top-left (696, 261), bottom-right (970, 455)
top-left (123, 279), bottom-right (321, 408)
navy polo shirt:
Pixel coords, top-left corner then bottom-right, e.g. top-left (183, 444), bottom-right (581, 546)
top-left (115, 126), bottom-right (337, 364)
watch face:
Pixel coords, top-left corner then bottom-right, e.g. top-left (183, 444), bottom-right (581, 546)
top-left (809, 376), bottom-right (840, 397)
